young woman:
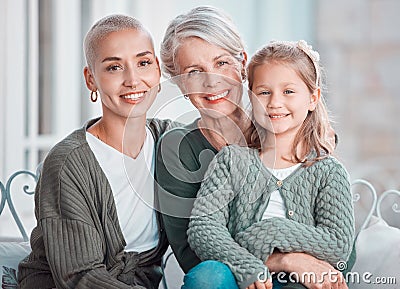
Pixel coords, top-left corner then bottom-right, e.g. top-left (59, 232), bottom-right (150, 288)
top-left (188, 40), bottom-right (354, 289)
top-left (18, 15), bottom-right (173, 289)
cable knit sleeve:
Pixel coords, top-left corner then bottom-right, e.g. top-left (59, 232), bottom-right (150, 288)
top-left (235, 160), bottom-right (355, 267)
top-left (33, 144), bottom-right (138, 289)
top-left (187, 147), bottom-right (268, 289)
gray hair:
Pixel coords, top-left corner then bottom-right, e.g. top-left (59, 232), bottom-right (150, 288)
top-left (160, 6), bottom-right (246, 78)
top-left (84, 14), bottom-right (153, 69)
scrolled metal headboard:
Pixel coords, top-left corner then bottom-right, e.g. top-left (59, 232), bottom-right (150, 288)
top-left (376, 189), bottom-right (400, 220)
top-left (351, 179), bottom-right (378, 235)
top-left (0, 168), bottom-right (40, 241)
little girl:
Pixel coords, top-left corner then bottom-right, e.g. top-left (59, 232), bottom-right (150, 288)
top-left (188, 40), bottom-right (355, 289)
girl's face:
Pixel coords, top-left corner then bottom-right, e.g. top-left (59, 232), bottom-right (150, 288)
top-left (84, 29), bottom-right (160, 120)
top-left (175, 37), bottom-right (245, 119)
top-left (250, 62), bottom-right (319, 139)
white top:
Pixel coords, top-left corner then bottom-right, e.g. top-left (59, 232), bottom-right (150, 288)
top-left (262, 164), bottom-right (301, 220)
top-left (86, 128), bottom-right (158, 252)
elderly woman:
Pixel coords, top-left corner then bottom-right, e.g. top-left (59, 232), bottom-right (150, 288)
top-left (156, 5), bottom-right (248, 289)
top-left (156, 5), bottom-right (350, 289)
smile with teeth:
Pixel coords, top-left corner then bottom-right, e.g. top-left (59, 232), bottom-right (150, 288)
top-left (269, 113), bottom-right (289, 119)
top-left (206, 90), bottom-right (229, 101)
top-left (121, 92), bottom-right (145, 100)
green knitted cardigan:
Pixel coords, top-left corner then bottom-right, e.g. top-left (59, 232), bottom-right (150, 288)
top-left (188, 145), bottom-right (355, 289)
top-left (18, 118), bottom-right (174, 289)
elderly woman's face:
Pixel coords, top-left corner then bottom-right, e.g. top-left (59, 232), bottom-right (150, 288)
top-left (175, 37), bottom-right (244, 119)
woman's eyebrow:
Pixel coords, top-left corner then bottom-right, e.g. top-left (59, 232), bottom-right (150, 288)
top-left (101, 51), bottom-right (153, 63)
top-left (136, 51), bottom-right (153, 57)
top-left (213, 53), bottom-right (231, 61)
top-left (102, 56), bottom-right (121, 63)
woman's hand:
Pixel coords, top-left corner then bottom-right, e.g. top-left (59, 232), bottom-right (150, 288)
top-left (246, 279), bottom-right (273, 289)
top-left (292, 256), bottom-right (346, 289)
top-left (266, 251), bottom-right (348, 289)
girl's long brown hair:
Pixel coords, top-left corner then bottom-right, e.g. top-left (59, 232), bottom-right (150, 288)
top-left (246, 42), bottom-right (334, 166)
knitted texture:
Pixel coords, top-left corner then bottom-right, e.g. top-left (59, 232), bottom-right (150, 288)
top-left (188, 145), bottom-right (355, 289)
top-left (18, 118), bottom-right (175, 289)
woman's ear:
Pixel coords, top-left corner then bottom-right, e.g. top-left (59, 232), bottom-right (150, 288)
top-left (309, 87), bottom-right (321, 111)
top-left (241, 51), bottom-right (248, 65)
top-left (84, 66), bottom-right (97, 91)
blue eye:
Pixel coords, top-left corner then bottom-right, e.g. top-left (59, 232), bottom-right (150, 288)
top-left (258, 91), bottom-right (270, 96)
top-left (284, 89), bottom-right (294, 94)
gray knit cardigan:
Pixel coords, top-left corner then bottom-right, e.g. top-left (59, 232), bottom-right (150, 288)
top-left (188, 145), bottom-right (355, 289)
top-left (18, 118), bottom-right (174, 289)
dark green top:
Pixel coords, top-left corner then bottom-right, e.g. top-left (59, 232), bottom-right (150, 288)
top-left (155, 119), bottom-right (217, 273)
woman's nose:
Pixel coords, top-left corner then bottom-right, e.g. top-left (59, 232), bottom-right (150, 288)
top-left (202, 71), bottom-right (222, 88)
top-left (123, 67), bottom-right (140, 89)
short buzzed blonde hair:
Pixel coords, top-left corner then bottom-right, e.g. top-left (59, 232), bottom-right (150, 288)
top-left (84, 14), bottom-right (153, 69)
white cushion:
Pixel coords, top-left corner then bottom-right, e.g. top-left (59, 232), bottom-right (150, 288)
top-left (350, 216), bottom-right (400, 288)
top-left (0, 241), bottom-right (31, 288)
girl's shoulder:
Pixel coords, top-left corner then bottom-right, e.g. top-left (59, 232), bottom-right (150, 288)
top-left (214, 144), bottom-right (258, 167)
top-left (314, 155), bottom-right (347, 170)
top-left (305, 155), bottom-right (350, 181)
top-left (224, 144), bottom-right (258, 156)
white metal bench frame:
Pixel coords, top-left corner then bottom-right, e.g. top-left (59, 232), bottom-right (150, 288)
top-left (1, 171), bottom-right (399, 289)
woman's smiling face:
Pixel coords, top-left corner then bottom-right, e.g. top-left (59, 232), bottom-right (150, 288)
top-left (175, 37), bottom-right (245, 119)
top-left (85, 28), bottom-right (161, 120)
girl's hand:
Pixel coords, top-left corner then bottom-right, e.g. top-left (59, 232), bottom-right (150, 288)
top-left (246, 279), bottom-right (273, 289)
